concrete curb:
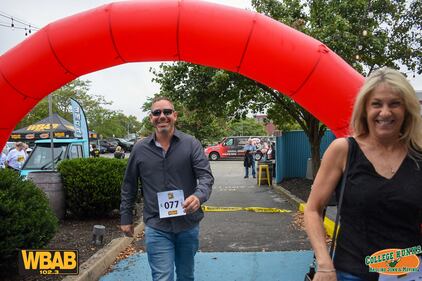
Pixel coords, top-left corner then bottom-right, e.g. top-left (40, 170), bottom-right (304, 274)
top-left (272, 184), bottom-right (304, 209)
top-left (63, 221), bottom-right (145, 281)
top-left (272, 184), bottom-right (337, 238)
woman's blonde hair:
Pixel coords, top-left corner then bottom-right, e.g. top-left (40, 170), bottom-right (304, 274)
top-left (350, 67), bottom-right (422, 159)
top-left (115, 146), bottom-right (122, 152)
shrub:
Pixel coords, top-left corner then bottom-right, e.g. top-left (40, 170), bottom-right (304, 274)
top-left (0, 169), bottom-right (58, 275)
top-left (58, 158), bottom-right (128, 218)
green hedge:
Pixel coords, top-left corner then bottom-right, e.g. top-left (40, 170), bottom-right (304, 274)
top-left (58, 158), bottom-right (128, 218)
top-left (0, 169), bottom-right (58, 274)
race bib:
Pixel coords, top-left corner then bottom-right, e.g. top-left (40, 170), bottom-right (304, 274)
top-left (157, 190), bottom-right (186, 219)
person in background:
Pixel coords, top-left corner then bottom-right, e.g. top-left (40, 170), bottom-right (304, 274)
top-left (90, 144), bottom-right (100, 158)
top-left (304, 67), bottom-right (422, 281)
top-left (6, 142), bottom-right (27, 171)
top-left (0, 149), bottom-right (6, 169)
top-left (120, 96), bottom-right (214, 281)
top-left (114, 146), bottom-right (125, 159)
top-left (260, 140), bottom-right (269, 161)
top-left (243, 139), bottom-right (256, 178)
top-left (269, 141), bottom-right (276, 160)
top-left (243, 150), bottom-right (253, 178)
top-left (23, 143), bottom-right (32, 156)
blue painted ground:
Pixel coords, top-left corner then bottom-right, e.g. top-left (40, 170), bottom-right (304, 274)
top-left (100, 250), bottom-right (313, 281)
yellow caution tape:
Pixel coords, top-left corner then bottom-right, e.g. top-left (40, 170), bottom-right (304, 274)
top-left (202, 205), bottom-right (291, 213)
top-left (299, 203), bottom-right (339, 238)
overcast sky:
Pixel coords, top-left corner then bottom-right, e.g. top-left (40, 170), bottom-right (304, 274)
top-left (1, 0), bottom-right (421, 121)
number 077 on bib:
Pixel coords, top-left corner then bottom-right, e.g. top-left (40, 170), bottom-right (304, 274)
top-left (157, 190), bottom-right (186, 219)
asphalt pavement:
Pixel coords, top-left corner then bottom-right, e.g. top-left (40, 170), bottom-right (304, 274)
top-left (100, 160), bottom-right (314, 281)
top-left (200, 161), bottom-right (311, 252)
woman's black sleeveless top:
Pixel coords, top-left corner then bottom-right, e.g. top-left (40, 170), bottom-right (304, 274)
top-left (333, 138), bottom-right (422, 281)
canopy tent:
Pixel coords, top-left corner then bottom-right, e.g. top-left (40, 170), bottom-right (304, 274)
top-left (9, 113), bottom-right (97, 142)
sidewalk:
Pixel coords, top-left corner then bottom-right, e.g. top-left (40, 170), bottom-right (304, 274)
top-left (100, 251), bottom-right (314, 281)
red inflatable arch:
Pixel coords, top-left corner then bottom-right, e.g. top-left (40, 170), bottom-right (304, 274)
top-left (0, 0), bottom-right (364, 148)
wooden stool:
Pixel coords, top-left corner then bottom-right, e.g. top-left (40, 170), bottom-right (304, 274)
top-left (258, 164), bottom-right (271, 187)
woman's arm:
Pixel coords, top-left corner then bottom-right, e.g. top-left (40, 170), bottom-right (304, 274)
top-left (304, 138), bottom-right (349, 279)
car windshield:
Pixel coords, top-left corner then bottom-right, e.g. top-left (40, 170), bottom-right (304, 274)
top-left (22, 143), bottom-right (67, 170)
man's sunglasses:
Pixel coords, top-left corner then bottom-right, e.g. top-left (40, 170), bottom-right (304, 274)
top-left (151, 109), bottom-right (174, 117)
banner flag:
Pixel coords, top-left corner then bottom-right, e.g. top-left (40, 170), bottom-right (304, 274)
top-left (70, 98), bottom-right (89, 157)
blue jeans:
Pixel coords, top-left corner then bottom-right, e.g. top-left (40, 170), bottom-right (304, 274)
top-left (245, 160), bottom-right (256, 177)
top-left (145, 225), bottom-right (199, 281)
top-left (337, 271), bottom-right (367, 281)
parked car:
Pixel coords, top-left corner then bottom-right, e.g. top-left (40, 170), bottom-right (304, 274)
top-left (113, 138), bottom-right (134, 152)
top-left (99, 140), bottom-right (117, 153)
top-left (98, 145), bottom-right (107, 154)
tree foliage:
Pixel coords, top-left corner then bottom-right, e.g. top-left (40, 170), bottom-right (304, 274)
top-left (151, 0), bottom-right (421, 176)
top-left (253, 0), bottom-right (421, 75)
top-left (251, 0), bottom-right (421, 175)
top-left (17, 79), bottom-right (142, 139)
top-left (227, 118), bottom-right (267, 136)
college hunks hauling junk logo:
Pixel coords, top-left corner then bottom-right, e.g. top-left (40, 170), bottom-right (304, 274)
top-left (365, 246), bottom-right (421, 275)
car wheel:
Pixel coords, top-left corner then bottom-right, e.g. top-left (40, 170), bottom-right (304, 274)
top-left (255, 152), bottom-right (262, 161)
top-left (209, 152), bottom-right (220, 161)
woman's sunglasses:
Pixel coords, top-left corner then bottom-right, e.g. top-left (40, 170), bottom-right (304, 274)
top-left (151, 109), bottom-right (174, 117)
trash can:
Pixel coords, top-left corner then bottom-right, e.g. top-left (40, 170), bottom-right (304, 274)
top-left (28, 171), bottom-right (65, 220)
top-left (306, 158), bottom-right (313, 180)
top-left (257, 160), bottom-right (273, 185)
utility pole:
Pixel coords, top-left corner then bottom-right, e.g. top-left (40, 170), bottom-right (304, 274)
top-left (239, 90), bottom-right (243, 136)
top-left (48, 93), bottom-right (55, 170)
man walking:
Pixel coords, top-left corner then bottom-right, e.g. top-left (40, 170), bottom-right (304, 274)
top-left (243, 139), bottom-right (256, 178)
top-left (120, 96), bottom-right (214, 281)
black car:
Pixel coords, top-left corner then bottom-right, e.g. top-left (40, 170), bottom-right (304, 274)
top-left (113, 138), bottom-right (135, 152)
top-left (99, 140), bottom-right (118, 153)
top-left (99, 145), bottom-right (107, 154)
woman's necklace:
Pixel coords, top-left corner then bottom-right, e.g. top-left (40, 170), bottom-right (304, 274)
top-left (380, 146), bottom-right (406, 175)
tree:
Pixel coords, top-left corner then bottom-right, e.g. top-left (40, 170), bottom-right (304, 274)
top-left (251, 0), bottom-right (421, 175)
top-left (17, 79), bottom-right (142, 139)
top-left (141, 96), bottom-right (228, 144)
top-left (227, 118), bottom-right (267, 136)
top-left (152, 0), bottom-right (421, 176)
top-left (152, 62), bottom-right (327, 175)
top-left (252, 0), bottom-right (421, 75)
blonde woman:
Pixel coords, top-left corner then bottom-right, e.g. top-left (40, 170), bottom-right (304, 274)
top-left (114, 146), bottom-right (125, 159)
top-left (305, 67), bottom-right (422, 281)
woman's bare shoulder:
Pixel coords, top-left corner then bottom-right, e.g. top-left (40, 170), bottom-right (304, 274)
top-left (327, 137), bottom-right (349, 155)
